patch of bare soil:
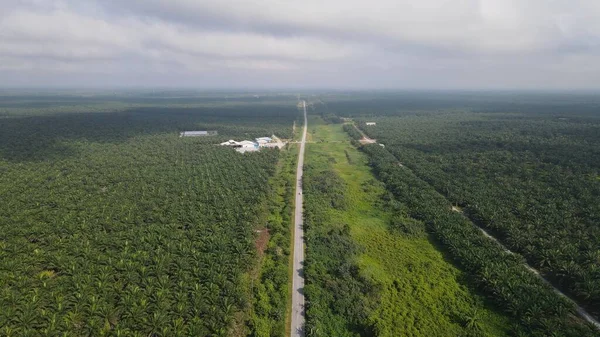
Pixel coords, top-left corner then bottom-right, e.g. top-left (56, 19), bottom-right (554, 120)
top-left (359, 137), bottom-right (376, 144)
top-left (255, 228), bottom-right (270, 257)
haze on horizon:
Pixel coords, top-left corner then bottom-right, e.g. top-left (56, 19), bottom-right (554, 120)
top-left (1, 0), bottom-right (600, 90)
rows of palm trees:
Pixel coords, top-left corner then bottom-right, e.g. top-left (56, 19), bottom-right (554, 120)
top-left (360, 143), bottom-right (599, 336)
top-left (360, 113), bottom-right (600, 319)
top-left (0, 121), bottom-right (283, 336)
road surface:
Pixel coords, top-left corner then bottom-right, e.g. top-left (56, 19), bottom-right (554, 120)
top-left (290, 100), bottom-right (307, 336)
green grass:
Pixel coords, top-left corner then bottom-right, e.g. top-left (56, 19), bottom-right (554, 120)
top-left (305, 118), bottom-right (510, 337)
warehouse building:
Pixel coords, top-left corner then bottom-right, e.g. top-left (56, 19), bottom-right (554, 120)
top-left (180, 130), bottom-right (218, 137)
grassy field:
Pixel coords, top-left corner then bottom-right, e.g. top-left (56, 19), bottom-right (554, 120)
top-left (305, 116), bottom-right (509, 336)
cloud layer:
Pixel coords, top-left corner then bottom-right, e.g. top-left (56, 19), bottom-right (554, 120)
top-left (1, 0), bottom-right (599, 89)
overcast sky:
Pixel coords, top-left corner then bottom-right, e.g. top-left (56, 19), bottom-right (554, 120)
top-left (1, 0), bottom-right (599, 89)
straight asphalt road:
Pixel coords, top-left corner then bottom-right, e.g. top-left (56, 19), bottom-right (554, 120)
top-left (290, 100), bottom-right (307, 337)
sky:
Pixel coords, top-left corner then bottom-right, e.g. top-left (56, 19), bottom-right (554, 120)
top-left (1, 0), bottom-right (599, 90)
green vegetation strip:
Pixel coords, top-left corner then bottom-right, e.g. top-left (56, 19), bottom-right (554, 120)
top-left (249, 145), bottom-right (298, 337)
top-left (304, 119), bottom-right (510, 337)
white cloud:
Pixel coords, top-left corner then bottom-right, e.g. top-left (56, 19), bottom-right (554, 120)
top-left (140, 22), bottom-right (358, 61)
top-left (0, 0), bottom-right (599, 88)
top-left (102, 0), bottom-right (600, 54)
top-left (0, 7), bottom-right (358, 65)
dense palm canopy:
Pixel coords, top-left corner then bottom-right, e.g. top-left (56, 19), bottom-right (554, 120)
top-left (0, 95), bottom-right (299, 336)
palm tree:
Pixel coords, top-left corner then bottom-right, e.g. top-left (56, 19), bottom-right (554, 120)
top-left (576, 276), bottom-right (600, 300)
top-left (463, 308), bottom-right (483, 331)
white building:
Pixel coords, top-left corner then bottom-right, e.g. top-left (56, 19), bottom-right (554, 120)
top-left (220, 140), bottom-right (240, 146)
top-left (180, 130), bottom-right (217, 137)
top-left (256, 137), bottom-right (272, 143)
top-left (366, 122), bottom-right (376, 126)
top-left (220, 139), bottom-right (257, 149)
top-left (238, 140), bottom-right (258, 148)
top-left (235, 141), bottom-right (259, 153)
top-left (256, 137), bottom-right (273, 147)
top-left (220, 137), bottom-right (279, 153)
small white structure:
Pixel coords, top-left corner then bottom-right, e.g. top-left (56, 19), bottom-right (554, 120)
top-left (220, 136), bottom-right (284, 153)
top-left (220, 140), bottom-right (240, 146)
top-left (220, 139), bottom-right (257, 148)
top-left (366, 122), bottom-right (376, 126)
top-left (256, 137), bottom-right (272, 143)
top-left (236, 141), bottom-right (259, 153)
top-left (256, 137), bottom-right (273, 147)
top-left (180, 130), bottom-right (217, 137)
top-left (238, 140), bottom-right (258, 148)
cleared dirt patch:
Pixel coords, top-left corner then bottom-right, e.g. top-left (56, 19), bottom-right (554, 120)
top-left (359, 137), bottom-right (376, 144)
top-left (451, 205), bottom-right (463, 213)
top-left (255, 228), bottom-right (270, 257)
